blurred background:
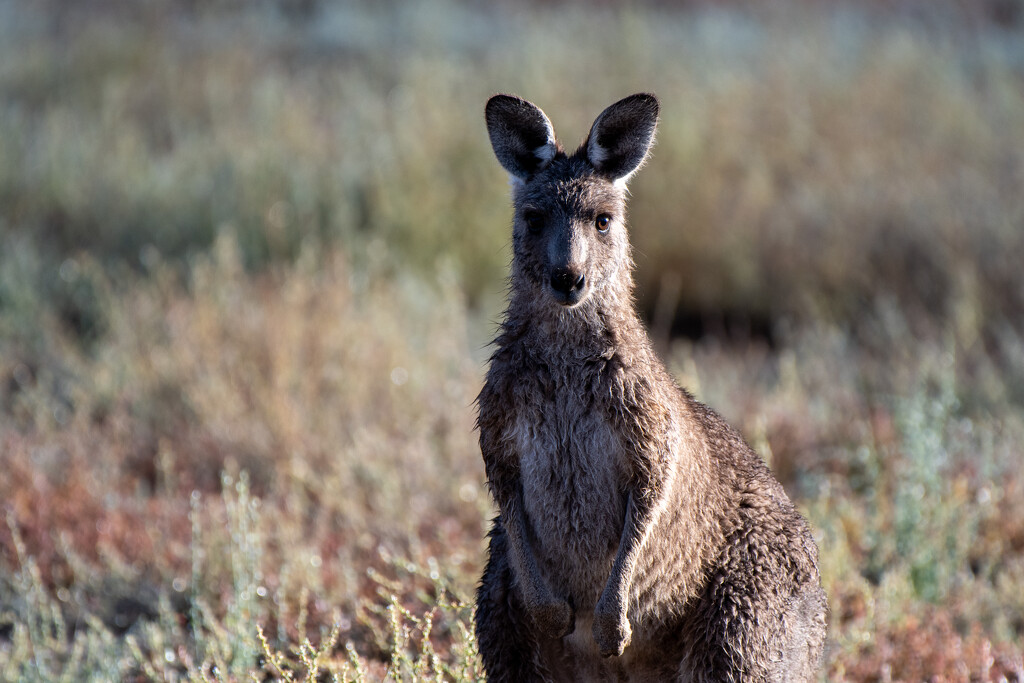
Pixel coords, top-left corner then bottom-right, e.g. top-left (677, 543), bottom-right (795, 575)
top-left (1, 0), bottom-right (1024, 680)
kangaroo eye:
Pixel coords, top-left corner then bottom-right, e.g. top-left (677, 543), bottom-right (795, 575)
top-left (595, 214), bottom-right (612, 233)
top-left (524, 211), bottom-right (544, 234)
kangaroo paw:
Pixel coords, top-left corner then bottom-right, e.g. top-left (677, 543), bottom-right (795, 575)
top-left (593, 607), bottom-right (631, 657)
top-left (530, 599), bottom-right (575, 639)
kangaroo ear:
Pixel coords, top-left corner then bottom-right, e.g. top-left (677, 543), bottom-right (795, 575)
top-left (585, 93), bottom-right (659, 183)
top-left (485, 95), bottom-right (559, 181)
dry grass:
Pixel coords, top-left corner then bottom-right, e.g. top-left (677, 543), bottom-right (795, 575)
top-left (3, 236), bottom-right (1023, 680)
top-left (2, 0), bottom-right (1024, 680)
top-left (1, 240), bottom-right (489, 680)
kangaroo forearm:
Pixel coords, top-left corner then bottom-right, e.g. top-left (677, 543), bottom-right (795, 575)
top-left (480, 438), bottom-right (560, 608)
top-left (501, 490), bottom-right (557, 607)
top-left (601, 488), bottom-right (662, 608)
top-left (593, 487), bottom-right (662, 657)
top-left (500, 488), bottom-right (576, 639)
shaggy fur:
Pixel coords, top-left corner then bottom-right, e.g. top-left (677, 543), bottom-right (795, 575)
top-left (475, 93), bottom-right (827, 682)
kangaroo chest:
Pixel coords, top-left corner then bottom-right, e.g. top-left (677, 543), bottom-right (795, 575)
top-left (510, 377), bottom-right (629, 605)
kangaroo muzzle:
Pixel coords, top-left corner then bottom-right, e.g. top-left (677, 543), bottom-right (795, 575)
top-left (550, 268), bottom-right (586, 303)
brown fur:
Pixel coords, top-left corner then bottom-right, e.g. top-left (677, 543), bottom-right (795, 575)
top-left (475, 94), bottom-right (827, 682)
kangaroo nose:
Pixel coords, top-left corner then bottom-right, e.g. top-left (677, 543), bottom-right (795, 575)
top-left (550, 269), bottom-right (585, 295)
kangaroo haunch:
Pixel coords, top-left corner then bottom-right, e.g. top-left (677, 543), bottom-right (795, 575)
top-left (474, 93), bottom-right (827, 682)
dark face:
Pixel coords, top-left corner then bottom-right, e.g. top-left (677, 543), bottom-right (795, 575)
top-left (512, 155), bottom-right (629, 308)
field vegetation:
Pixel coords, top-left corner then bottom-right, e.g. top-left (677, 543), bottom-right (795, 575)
top-left (2, 0), bottom-right (1024, 680)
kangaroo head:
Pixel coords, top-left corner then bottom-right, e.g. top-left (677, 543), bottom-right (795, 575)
top-left (485, 93), bottom-right (659, 309)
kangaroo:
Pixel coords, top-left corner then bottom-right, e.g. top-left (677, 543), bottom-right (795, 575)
top-left (474, 93), bottom-right (827, 682)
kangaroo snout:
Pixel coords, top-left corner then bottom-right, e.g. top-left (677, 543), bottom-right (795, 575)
top-left (549, 268), bottom-right (586, 305)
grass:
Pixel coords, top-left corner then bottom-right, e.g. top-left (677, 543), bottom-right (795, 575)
top-left (2, 0), bottom-right (1024, 680)
top-left (2, 242), bottom-right (489, 681)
